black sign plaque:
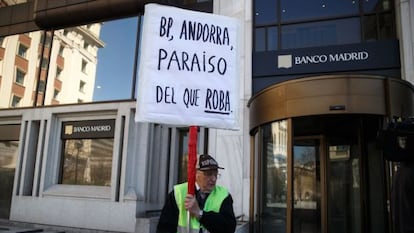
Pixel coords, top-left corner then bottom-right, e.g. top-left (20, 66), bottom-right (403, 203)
top-left (61, 119), bottom-right (115, 139)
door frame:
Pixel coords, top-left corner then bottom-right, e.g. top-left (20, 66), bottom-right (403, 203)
top-left (293, 135), bottom-right (327, 233)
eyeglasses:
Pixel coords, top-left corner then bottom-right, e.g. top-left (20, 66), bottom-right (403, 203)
top-left (200, 170), bottom-right (221, 178)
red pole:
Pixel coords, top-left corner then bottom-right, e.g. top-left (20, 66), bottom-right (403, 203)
top-left (187, 125), bottom-right (198, 195)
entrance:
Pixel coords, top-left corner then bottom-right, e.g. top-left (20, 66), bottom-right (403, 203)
top-left (256, 115), bottom-right (388, 233)
top-left (293, 137), bottom-right (323, 233)
top-left (293, 136), bottom-right (361, 233)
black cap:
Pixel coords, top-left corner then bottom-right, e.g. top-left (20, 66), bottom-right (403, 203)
top-left (197, 154), bottom-right (224, 171)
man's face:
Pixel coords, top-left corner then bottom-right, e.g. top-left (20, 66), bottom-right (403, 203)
top-left (196, 169), bottom-right (219, 193)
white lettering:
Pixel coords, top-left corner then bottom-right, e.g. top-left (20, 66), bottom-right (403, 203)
top-left (74, 126), bottom-right (90, 132)
top-left (73, 125), bottom-right (111, 133)
top-left (329, 51), bottom-right (369, 62)
top-left (90, 125), bottom-right (111, 132)
top-left (295, 55), bottom-right (327, 65)
top-left (294, 51), bottom-right (369, 65)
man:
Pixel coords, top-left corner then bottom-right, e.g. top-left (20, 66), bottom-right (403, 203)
top-left (157, 154), bottom-right (236, 233)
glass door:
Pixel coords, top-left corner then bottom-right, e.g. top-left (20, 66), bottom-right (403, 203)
top-left (260, 121), bottom-right (288, 233)
top-left (326, 140), bottom-right (361, 233)
top-left (257, 115), bottom-right (384, 233)
top-left (293, 137), bottom-right (362, 233)
top-left (293, 137), bottom-right (324, 233)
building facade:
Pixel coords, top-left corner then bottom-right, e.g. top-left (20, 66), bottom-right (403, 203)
top-left (0, 0), bottom-right (413, 233)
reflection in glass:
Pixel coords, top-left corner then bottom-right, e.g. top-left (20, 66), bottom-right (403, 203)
top-left (280, 0), bottom-right (359, 22)
top-left (261, 120), bottom-right (287, 233)
top-left (378, 13), bottom-right (394, 40)
top-left (293, 139), bottom-right (321, 233)
top-left (0, 141), bottom-right (18, 171)
top-left (363, 0), bottom-right (391, 12)
top-left (363, 15), bottom-right (378, 41)
top-left (363, 13), bottom-right (394, 41)
top-left (281, 18), bottom-right (360, 49)
top-left (0, 1), bottom-right (27, 7)
top-left (267, 27), bottom-right (278, 51)
top-left (0, 141), bottom-right (19, 218)
top-left (255, 28), bottom-right (266, 52)
top-left (328, 144), bottom-right (361, 233)
top-left (178, 129), bottom-right (189, 183)
top-left (0, 17), bottom-right (139, 109)
top-left (94, 17), bottom-right (139, 101)
top-left (177, 128), bottom-right (203, 184)
top-left (61, 139), bottom-right (113, 186)
top-left (254, 0), bottom-right (278, 26)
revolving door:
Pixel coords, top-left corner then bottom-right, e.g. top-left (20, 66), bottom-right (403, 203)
top-left (255, 115), bottom-right (389, 233)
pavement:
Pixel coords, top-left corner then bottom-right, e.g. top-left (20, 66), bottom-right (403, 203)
top-left (0, 220), bottom-right (65, 233)
top-left (0, 218), bottom-right (249, 233)
top-left (0, 219), bottom-right (126, 233)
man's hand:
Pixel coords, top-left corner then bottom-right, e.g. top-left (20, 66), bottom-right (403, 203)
top-left (184, 194), bottom-right (201, 218)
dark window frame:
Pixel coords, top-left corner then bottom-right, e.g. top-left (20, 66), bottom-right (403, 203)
top-left (253, 0), bottom-right (395, 52)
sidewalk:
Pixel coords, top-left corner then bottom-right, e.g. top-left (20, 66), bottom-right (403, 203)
top-left (0, 219), bottom-right (64, 233)
top-left (0, 218), bottom-right (249, 233)
top-left (0, 219), bottom-right (121, 233)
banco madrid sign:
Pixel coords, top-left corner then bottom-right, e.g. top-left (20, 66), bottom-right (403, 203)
top-left (278, 51), bottom-right (369, 68)
top-left (253, 40), bottom-right (400, 77)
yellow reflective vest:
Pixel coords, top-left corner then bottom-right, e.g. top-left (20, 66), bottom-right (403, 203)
top-left (174, 182), bottom-right (229, 233)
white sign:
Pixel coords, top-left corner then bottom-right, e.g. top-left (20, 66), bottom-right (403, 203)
top-left (135, 4), bottom-right (240, 130)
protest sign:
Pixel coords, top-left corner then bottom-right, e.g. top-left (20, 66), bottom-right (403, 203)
top-left (135, 3), bottom-right (240, 130)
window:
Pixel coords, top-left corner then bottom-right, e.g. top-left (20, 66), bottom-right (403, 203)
top-left (281, 18), bottom-right (361, 49)
top-left (79, 80), bottom-right (86, 93)
top-left (363, 15), bottom-right (378, 41)
top-left (260, 120), bottom-right (288, 233)
top-left (18, 44), bottom-right (28, 58)
top-left (178, 129), bottom-right (190, 183)
top-left (11, 95), bottom-right (22, 107)
top-left (58, 46), bottom-right (64, 56)
top-left (60, 139), bottom-right (113, 186)
top-left (363, 0), bottom-right (392, 13)
top-left (254, 0), bottom-right (395, 51)
top-left (0, 139), bottom-right (19, 219)
top-left (363, 13), bottom-right (395, 41)
top-left (255, 28), bottom-right (266, 52)
top-left (56, 67), bottom-right (63, 79)
top-left (45, 35), bottom-right (52, 48)
top-left (2, 17), bottom-right (142, 108)
top-left (15, 69), bottom-right (25, 85)
top-left (38, 80), bottom-right (46, 93)
top-left (267, 26), bottom-right (278, 51)
top-left (177, 127), bottom-right (208, 183)
top-left (255, 0), bottom-right (278, 26)
top-left (41, 57), bottom-right (48, 69)
top-left (53, 89), bottom-right (59, 99)
top-left (60, 120), bottom-right (115, 186)
top-left (280, 0), bottom-right (359, 22)
top-left (0, 37), bottom-right (4, 47)
top-left (81, 59), bottom-right (87, 73)
top-left (255, 27), bottom-right (279, 52)
top-left (378, 13), bottom-right (395, 39)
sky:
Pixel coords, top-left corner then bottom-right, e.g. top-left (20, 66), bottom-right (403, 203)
top-left (93, 17), bottom-right (139, 101)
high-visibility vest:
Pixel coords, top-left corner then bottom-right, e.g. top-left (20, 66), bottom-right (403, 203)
top-left (174, 182), bottom-right (229, 233)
